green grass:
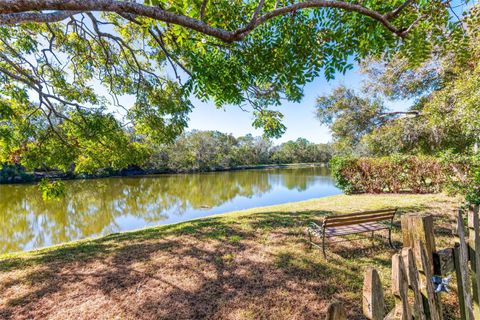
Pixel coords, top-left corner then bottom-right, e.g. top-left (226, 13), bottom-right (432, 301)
top-left (0, 193), bottom-right (455, 262)
top-left (0, 194), bottom-right (462, 319)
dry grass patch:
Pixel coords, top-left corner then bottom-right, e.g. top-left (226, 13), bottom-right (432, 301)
top-left (0, 194), bottom-right (462, 319)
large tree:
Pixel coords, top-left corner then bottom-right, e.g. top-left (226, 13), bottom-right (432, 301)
top-left (0, 0), bottom-right (462, 172)
top-left (315, 2), bottom-right (479, 156)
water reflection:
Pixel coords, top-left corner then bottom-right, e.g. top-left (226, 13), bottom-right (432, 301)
top-left (0, 167), bottom-right (340, 253)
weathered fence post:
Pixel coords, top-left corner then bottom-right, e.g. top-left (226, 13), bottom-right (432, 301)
top-left (413, 240), bottom-right (442, 320)
top-left (401, 214), bottom-right (436, 273)
top-left (433, 248), bottom-right (454, 276)
top-left (401, 214), bottom-right (442, 318)
top-left (363, 267), bottom-right (384, 320)
top-left (325, 301), bottom-right (347, 320)
top-left (456, 209), bottom-right (475, 320)
top-left (468, 205), bottom-right (480, 318)
top-left (455, 244), bottom-right (469, 320)
top-left (401, 247), bottom-right (426, 320)
top-left (386, 253), bottom-right (412, 320)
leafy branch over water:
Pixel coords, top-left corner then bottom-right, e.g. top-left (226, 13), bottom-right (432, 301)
top-left (38, 179), bottom-right (65, 200)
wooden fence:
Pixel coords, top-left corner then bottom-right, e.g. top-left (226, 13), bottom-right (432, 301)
top-left (325, 205), bottom-right (480, 320)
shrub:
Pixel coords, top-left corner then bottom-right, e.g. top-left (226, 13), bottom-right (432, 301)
top-left (330, 156), bottom-right (357, 194)
top-left (331, 155), bottom-right (477, 195)
top-left (466, 170), bottom-right (480, 205)
top-left (438, 153), bottom-right (480, 196)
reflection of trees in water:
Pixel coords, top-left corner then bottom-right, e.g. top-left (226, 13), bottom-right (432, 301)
top-left (268, 167), bottom-right (332, 191)
top-left (0, 183), bottom-right (124, 253)
top-left (0, 167), bottom-right (331, 252)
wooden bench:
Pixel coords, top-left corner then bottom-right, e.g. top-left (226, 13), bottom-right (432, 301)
top-left (307, 208), bottom-right (397, 258)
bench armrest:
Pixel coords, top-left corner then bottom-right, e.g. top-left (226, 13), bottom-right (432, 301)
top-left (308, 221), bottom-right (322, 230)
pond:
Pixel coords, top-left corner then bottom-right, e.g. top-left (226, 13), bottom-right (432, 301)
top-left (0, 166), bottom-right (341, 253)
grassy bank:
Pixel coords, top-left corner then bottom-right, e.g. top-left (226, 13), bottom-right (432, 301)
top-left (0, 194), bottom-right (462, 319)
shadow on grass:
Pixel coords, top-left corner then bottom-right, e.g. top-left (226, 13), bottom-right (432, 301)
top-left (0, 200), bottom-right (453, 319)
top-left (0, 201), bottom-right (435, 273)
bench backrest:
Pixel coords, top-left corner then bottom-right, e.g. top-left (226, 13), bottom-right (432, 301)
top-left (323, 208), bottom-right (397, 228)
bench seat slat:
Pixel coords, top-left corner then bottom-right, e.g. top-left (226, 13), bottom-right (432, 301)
top-left (325, 213), bottom-right (395, 227)
top-left (326, 211), bottom-right (395, 221)
top-left (324, 208), bottom-right (396, 220)
top-left (325, 222), bottom-right (388, 237)
top-left (325, 212), bottom-right (395, 222)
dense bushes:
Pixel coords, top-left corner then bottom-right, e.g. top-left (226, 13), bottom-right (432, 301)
top-left (331, 155), bottom-right (479, 194)
top-left (440, 153), bottom-right (480, 204)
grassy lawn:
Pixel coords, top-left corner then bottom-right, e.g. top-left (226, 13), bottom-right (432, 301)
top-left (0, 194), bottom-right (462, 319)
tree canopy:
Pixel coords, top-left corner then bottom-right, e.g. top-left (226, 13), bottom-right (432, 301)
top-left (315, 2), bottom-right (479, 156)
top-left (0, 0), bottom-right (467, 172)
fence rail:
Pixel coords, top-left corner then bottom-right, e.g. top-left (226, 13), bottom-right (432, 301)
top-left (324, 205), bottom-right (480, 320)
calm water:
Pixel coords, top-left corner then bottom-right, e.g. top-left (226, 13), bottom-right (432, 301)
top-left (0, 166), bottom-right (340, 253)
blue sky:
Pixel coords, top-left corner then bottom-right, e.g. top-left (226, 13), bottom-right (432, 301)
top-left (187, 68), bottom-right (361, 144)
top-left (187, 64), bottom-right (409, 144)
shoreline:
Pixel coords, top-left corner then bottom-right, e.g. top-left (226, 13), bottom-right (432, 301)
top-left (0, 192), bottom-right (457, 260)
top-left (1, 162), bottom-right (329, 185)
top-left (1, 186), bottom-right (342, 259)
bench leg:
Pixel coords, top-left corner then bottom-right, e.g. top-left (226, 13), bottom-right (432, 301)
top-left (322, 233), bottom-right (327, 259)
top-left (388, 228), bottom-right (394, 249)
top-left (307, 229), bottom-right (313, 250)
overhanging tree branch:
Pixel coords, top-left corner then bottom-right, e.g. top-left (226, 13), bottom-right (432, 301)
top-left (384, 0), bottom-right (415, 19)
top-left (233, 0), bottom-right (408, 39)
top-left (0, 10), bottom-right (81, 24)
top-left (379, 110), bottom-right (422, 118)
top-left (0, 0), bottom-right (425, 41)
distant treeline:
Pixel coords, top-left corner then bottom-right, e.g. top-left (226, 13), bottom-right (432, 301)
top-left (1, 130), bottom-right (332, 183)
top-left (146, 131), bottom-right (332, 172)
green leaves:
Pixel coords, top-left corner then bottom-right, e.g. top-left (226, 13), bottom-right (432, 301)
top-left (144, 0), bottom-right (165, 6)
top-left (0, 0), bottom-right (466, 174)
top-left (130, 81), bottom-right (192, 144)
top-left (331, 155), bottom-right (471, 194)
top-left (315, 86), bottom-right (385, 152)
top-left (466, 167), bottom-right (480, 205)
top-left (252, 110), bottom-right (286, 139)
top-left (145, 130), bottom-right (331, 171)
top-left (38, 178), bottom-right (65, 200)
top-left (317, 4), bottom-right (480, 157)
